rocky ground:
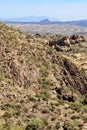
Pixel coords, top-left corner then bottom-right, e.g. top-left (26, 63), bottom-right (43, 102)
top-left (0, 22), bottom-right (87, 130)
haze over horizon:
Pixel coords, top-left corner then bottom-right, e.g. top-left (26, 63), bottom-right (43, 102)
top-left (0, 0), bottom-right (87, 21)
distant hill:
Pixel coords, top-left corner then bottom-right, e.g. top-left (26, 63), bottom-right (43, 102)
top-left (39, 19), bottom-right (87, 27)
top-left (63, 20), bottom-right (87, 27)
top-left (1, 16), bottom-right (87, 27)
top-left (7, 23), bottom-right (87, 37)
top-left (39, 18), bottom-right (51, 24)
top-left (0, 16), bottom-right (60, 23)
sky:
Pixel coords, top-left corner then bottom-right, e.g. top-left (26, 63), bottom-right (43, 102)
top-left (0, 0), bottom-right (87, 21)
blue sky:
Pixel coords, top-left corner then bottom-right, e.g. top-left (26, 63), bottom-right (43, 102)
top-left (0, 0), bottom-right (87, 20)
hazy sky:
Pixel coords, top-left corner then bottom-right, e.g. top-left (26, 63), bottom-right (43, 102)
top-left (0, 0), bottom-right (87, 20)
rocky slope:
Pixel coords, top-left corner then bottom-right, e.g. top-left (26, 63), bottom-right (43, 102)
top-left (0, 22), bottom-right (87, 130)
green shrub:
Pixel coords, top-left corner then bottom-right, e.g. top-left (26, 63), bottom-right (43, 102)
top-left (25, 116), bottom-right (48, 130)
top-left (36, 90), bottom-right (50, 101)
top-left (40, 66), bottom-right (49, 77)
top-left (2, 123), bottom-right (24, 130)
top-left (38, 78), bottom-right (54, 90)
top-left (69, 101), bottom-right (83, 112)
top-left (28, 95), bottom-right (36, 102)
top-left (63, 120), bottom-right (78, 130)
top-left (3, 107), bottom-right (20, 118)
top-left (82, 114), bottom-right (87, 122)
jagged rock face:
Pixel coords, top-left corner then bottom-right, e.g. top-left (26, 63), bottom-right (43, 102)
top-left (52, 55), bottom-right (87, 96)
top-left (62, 59), bottom-right (87, 95)
top-left (2, 58), bottom-right (39, 88)
top-left (7, 59), bottom-right (31, 87)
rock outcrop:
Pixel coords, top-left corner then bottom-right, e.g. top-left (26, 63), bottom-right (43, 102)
top-left (52, 55), bottom-right (87, 96)
top-left (49, 34), bottom-right (86, 49)
top-left (55, 87), bottom-right (77, 102)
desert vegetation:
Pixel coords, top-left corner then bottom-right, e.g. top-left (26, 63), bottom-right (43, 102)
top-left (0, 22), bottom-right (87, 130)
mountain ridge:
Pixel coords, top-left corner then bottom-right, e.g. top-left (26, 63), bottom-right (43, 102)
top-left (1, 16), bottom-right (87, 27)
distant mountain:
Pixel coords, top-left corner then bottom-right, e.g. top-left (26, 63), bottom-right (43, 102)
top-left (66, 20), bottom-right (87, 27)
top-left (39, 19), bottom-right (87, 27)
top-left (39, 18), bottom-right (51, 24)
top-left (0, 17), bottom-right (87, 27)
top-left (38, 19), bottom-right (87, 27)
top-left (0, 16), bottom-right (60, 23)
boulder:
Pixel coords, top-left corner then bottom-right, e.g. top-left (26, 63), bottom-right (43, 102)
top-left (58, 37), bottom-right (70, 46)
top-left (71, 34), bottom-right (84, 40)
top-left (55, 87), bottom-right (76, 102)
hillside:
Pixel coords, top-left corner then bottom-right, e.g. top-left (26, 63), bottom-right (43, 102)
top-left (0, 22), bottom-right (87, 130)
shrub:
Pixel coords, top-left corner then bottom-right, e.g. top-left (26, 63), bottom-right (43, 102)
top-left (54, 122), bottom-right (61, 130)
top-left (25, 116), bottom-right (48, 130)
top-left (36, 90), bottom-right (50, 101)
top-left (63, 121), bottom-right (77, 130)
top-left (40, 66), bottom-right (49, 77)
top-left (69, 101), bottom-right (83, 112)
